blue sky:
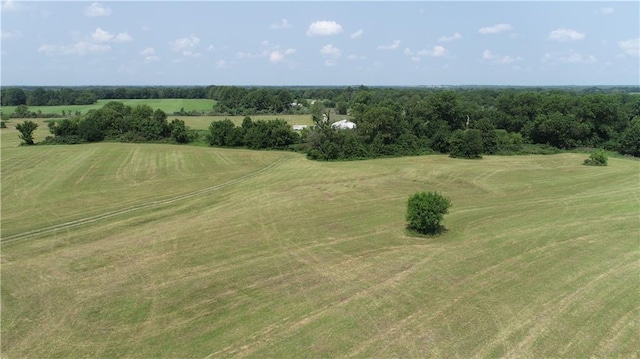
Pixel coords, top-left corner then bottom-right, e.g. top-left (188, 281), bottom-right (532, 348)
top-left (1, 1), bottom-right (638, 86)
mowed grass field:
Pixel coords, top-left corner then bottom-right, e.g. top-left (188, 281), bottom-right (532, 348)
top-left (2, 98), bottom-right (215, 117)
top-left (2, 125), bottom-right (639, 357)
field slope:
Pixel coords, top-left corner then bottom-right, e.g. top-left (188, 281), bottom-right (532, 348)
top-left (1, 132), bottom-right (639, 357)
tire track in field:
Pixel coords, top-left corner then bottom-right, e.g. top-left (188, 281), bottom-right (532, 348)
top-left (1, 157), bottom-right (291, 244)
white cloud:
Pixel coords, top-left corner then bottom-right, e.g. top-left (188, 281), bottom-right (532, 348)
top-left (284, 48), bottom-right (295, 55)
top-left (91, 28), bottom-right (132, 43)
top-left (478, 23), bottom-right (513, 34)
top-left (347, 54), bottom-right (357, 60)
top-left (84, 2), bottom-right (111, 17)
top-left (320, 43), bottom-right (341, 58)
top-left (115, 33), bottom-right (132, 42)
top-left (207, 45), bottom-right (216, 52)
top-left (320, 44), bottom-right (341, 66)
top-left (438, 32), bottom-right (462, 42)
top-left (1, 30), bottom-right (21, 39)
top-left (598, 7), bottom-right (614, 14)
top-left (182, 51), bottom-right (201, 58)
top-left (270, 18), bottom-right (292, 30)
top-left (170, 35), bottom-right (200, 54)
top-left (307, 20), bottom-right (343, 36)
top-left (482, 50), bottom-right (519, 64)
top-left (410, 56), bottom-right (421, 62)
top-left (543, 50), bottom-right (597, 64)
top-left (549, 28), bottom-right (585, 42)
top-left (1, 0), bottom-right (29, 12)
top-left (403, 48), bottom-right (413, 56)
top-left (377, 40), bottom-right (401, 51)
top-left (139, 47), bottom-right (159, 62)
top-left (140, 47), bottom-right (155, 56)
top-left (350, 29), bottom-right (363, 39)
top-left (269, 50), bottom-right (285, 63)
top-left (38, 41), bottom-right (111, 56)
top-left (216, 60), bottom-right (227, 68)
top-left (417, 45), bottom-right (447, 57)
top-left (618, 38), bottom-right (639, 57)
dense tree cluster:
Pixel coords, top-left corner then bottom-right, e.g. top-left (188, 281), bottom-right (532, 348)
top-left (301, 87), bottom-right (640, 160)
top-left (208, 117), bottom-right (299, 150)
top-left (44, 101), bottom-right (192, 144)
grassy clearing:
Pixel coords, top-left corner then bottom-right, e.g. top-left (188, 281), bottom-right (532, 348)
top-left (2, 98), bottom-right (215, 117)
top-left (1, 139), bottom-right (638, 358)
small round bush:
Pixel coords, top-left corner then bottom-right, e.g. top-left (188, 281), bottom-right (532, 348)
top-left (584, 149), bottom-right (608, 166)
top-left (406, 191), bottom-right (452, 235)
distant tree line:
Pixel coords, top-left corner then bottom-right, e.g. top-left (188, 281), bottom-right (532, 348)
top-left (11, 86), bottom-right (640, 158)
top-left (188, 86), bottom-right (640, 158)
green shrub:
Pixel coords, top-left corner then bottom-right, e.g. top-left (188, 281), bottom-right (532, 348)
top-left (583, 149), bottom-right (608, 166)
top-left (406, 191), bottom-right (452, 235)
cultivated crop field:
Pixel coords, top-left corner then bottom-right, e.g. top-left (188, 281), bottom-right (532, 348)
top-left (2, 98), bottom-right (215, 117)
top-left (1, 126), bottom-right (639, 358)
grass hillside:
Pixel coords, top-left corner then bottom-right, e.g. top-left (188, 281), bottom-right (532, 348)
top-left (1, 128), bottom-right (638, 357)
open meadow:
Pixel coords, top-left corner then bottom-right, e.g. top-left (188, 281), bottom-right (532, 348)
top-left (1, 124), bottom-right (639, 358)
top-left (2, 98), bottom-right (215, 117)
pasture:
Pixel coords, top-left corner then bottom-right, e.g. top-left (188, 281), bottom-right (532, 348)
top-left (2, 98), bottom-right (215, 117)
top-left (1, 127), bottom-right (639, 358)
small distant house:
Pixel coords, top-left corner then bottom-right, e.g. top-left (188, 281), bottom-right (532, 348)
top-left (331, 119), bottom-right (357, 130)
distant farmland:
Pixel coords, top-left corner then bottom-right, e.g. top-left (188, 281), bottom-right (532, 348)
top-left (2, 98), bottom-right (215, 117)
top-left (2, 121), bottom-right (638, 358)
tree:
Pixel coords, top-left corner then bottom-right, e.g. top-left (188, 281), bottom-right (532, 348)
top-left (15, 120), bottom-right (38, 145)
top-left (170, 119), bottom-right (190, 143)
top-left (406, 191), bottom-right (452, 235)
top-left (619, 118), bottom-right (640, 157)
top-left (583, 149), bottom-right (608, 166)
top-left (449, 129), bottom-right (483, 159)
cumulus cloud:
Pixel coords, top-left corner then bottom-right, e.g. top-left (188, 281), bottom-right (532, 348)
top-left (216, 60), bottom-right (227, 68)
top-left (543, 50), bottom-right (596, 64)
top-left (269, 50), bottom-right (285, 63)
top-left (170, 35), bottom-right (200, 52)
top-left (270, 18), bottom-right (292, 30)
top-left (478, 23), bottom-right (513, 34)
top-left (1, 30), bottom-right (21, 39)
top-left (377, 40), bottom-right (401, 51)
top-left (417, 45), bottom-right (447, 57)
top-left (84, 2), bottom-right (111, 17)
top-left (207, 45), bottom-right (216, 52)
top-left (139, 47), bottom-right (159, 63)
top-left (91, 28), bottom-right (132, 43)
top-left (1, 0), bottom-right (29, 12)
top-left (268, 48), bottom-right (295, 64)
top-left (618, 38), bottom-right (639, 57)
top-left (482, 50), bottom-right (519, 64)
top-left (38, 27), bottom-right (131, 56)
top-left (320, 43), bottom-right (341, 66)
top-left (350, 29), bottom-right (363, 39)
top-left (598, 7), bottom-right (613, 14)
top-left (307, 20), bottom-right (343, 36)
top-left (549, 28), bottom-right (585, 42)
top-left (438, 32), bottom-right (462, 42)
top-left (38, 41), bottom-right (111, 56)
top-left (140, 47), bottom-right (155, 56)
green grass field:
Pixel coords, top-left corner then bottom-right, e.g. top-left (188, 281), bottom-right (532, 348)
top-left (1, 124), bottom-right (639, 358)
top-left (2, 98), bottom-right (215, 117)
